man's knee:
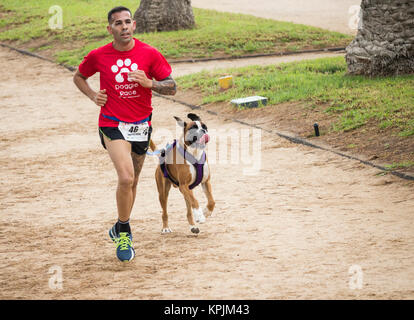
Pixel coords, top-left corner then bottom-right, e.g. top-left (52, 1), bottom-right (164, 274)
top-left (118, 172), bottom-right (135, 188)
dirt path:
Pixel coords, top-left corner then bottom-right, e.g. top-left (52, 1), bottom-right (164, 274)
top-left (0, 45), bottom-right (413, 300)
top-left (192, 0), bottom-right (359, 35)
top-left (171, 51), bottom-right (344, 77)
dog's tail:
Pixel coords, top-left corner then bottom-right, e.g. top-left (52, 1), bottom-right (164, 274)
top-left (149, 139), bottom-right (157, 152)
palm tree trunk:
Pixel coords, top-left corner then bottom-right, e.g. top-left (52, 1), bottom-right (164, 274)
top-left (346, 0), bottom-right (414, 76)
top-left (133, 0), bottom-right (195, 33)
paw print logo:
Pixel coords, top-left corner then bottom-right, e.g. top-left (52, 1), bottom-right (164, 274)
top-left (111, 59), bottom-right (138, 83)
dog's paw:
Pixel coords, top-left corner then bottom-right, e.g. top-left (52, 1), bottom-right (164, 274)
top-left (193, 208), bottom-right (206, 224)
top-left (203, 207), bottom-right (213, 218)
top-left (196, 215), bottom-right (206, 224)
top-left (190, 225), bottom-right (200, 234)
top-left (161, 228), bottom-right (173, 234)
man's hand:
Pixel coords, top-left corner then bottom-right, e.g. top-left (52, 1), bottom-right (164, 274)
top-left (93, 89), bottom-right (108, 106)
top-left (73, 69), bottom-right (108, 106)
top-left (128, 70), bottom-right (153, 88)
top-left (128, 68), bottom-right (176, 96)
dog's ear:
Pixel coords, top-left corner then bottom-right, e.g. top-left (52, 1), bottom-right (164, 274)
top-left (174, 116), bottom-right (186, 128)
top-left (187, 113), bottom-right (201, 122)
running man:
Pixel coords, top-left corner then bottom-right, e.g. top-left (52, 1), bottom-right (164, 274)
top-left (73, 6), bottom-right (176, 262)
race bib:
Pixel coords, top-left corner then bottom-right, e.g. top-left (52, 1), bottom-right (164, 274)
top-left (118, 121), bottom-right (149, 142)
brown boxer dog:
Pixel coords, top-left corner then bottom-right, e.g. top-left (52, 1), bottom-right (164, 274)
top-left (150, 113), bottom-right (215, 234)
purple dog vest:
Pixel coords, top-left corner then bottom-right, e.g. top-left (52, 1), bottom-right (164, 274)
top-left (160, 140), bottom-right (206, 190)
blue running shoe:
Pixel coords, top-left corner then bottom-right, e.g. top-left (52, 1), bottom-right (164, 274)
top-left (109, 225), bottom-right (135, 262)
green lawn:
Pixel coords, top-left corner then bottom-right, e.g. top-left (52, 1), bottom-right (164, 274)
top-left (176, 56), bottom-right (414, 137)
top-left (0, 0), bottom-right (352, 66)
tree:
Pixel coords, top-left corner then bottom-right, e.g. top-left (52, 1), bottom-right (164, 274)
top-left (133, 0), bottom-right (195, 33)
top-left (346, 0), bottom-right (414, 76)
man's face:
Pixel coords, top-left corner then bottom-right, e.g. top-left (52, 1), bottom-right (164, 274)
top-left (107, 11), bottom-right (136, 43)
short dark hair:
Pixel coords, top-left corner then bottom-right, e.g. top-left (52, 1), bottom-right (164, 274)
top-left (107, 6), bottom-right (132, 23)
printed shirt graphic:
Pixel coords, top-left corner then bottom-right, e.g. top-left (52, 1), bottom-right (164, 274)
top-left (78, 38), bottom-right (172, 127)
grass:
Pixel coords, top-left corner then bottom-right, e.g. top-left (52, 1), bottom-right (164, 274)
top-left (176, 56), bottom-right (414, 137)
top-left (0, 0), bottom-right (352, 66)
top-left (385, 161), bottom-right (414, 170)
top-left (0, 0), bottom-right (115, 42)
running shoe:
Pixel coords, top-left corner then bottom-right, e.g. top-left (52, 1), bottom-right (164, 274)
top-left (109, 225), bottom-right (135, 262)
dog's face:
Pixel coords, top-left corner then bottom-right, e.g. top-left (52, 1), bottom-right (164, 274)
top-left (174, 113), bottom-right (210, 149)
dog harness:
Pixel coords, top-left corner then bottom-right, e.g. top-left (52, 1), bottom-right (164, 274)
top-left (159, 140), bottom-right (206, 190)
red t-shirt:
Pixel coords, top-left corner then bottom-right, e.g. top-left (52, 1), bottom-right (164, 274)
top-left (78, 38), bottom-right (172, 127)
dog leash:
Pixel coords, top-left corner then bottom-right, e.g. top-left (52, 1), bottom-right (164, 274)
top-left (146, 141), bottom-right (174, 157)
top-left (146, 149), bottom-right (162, 156)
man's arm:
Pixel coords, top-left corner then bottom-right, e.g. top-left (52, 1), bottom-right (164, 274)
top-left (151, 75), bottom-right (177, 96)
top-left (73, 69), bottom-right (107, 106)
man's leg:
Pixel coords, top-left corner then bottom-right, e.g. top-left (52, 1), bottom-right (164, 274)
top-left (103, 135), bottom-right (136, 261)
top-left (103, 135), bottom-right (135, 222)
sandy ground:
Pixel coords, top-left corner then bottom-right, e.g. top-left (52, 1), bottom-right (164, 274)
top-left (0, 42), bottom-right (414, 300)
top-left (192, 0), bottom-right (359, 35)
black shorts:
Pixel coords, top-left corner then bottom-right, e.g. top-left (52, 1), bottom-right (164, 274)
top-left (99, 125), bottom-right (153, 155)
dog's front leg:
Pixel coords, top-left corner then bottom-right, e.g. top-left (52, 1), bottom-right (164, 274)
top-left (202, 180), bottom-right (215, 218)
top-left (155, 167), bottom-right (172, 234)
top-left (179, 185), bottom-right (203, 234)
